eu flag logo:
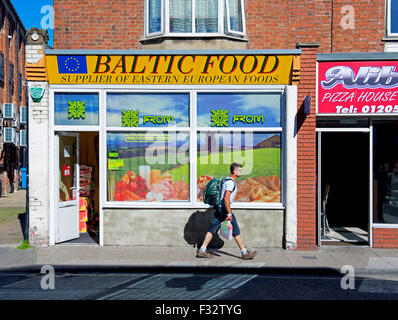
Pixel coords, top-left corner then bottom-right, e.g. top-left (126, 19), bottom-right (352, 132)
top-left (57, 56), bottom-right (88, 74)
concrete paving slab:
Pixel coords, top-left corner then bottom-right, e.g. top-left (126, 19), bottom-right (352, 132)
top-left (262, 250), bottom-right (292, 267)
top-left (283, 252), bottom-right (320, 267)
top-left (0, 190), bottom-right (26, 208)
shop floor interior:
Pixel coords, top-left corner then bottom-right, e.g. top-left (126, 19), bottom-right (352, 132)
top-left (321, 227), bottom-right (368, 245)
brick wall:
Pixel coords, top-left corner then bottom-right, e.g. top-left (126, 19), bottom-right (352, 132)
top-left (373, 228), bottom-right (398, 249)
top-left (0, 2), bottom-right (27, 195)
top-left (54, 0), bottom-right (386, 53)
top-left (54, 0), bottom-right (144, 49)
top-left (246, 0), bottom-right (385, 52)
top-left (295, 45), bottom-right (318, 250)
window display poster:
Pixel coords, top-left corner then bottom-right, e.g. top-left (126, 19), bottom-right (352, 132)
top-left (107, 132), bottom-right (190, 202)
top-left (197, 93), bottom-right (281, 127)
top-left (106, 93), bottom-right (189, 127)
top-left (197, 132), bottom-right (281, 203)
top-left (54, 93), bottom-right (99, 125)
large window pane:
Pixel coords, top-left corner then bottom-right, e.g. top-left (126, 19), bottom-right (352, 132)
top-left (197, 93), bottom-right (281, 128)
top-left (54, 93), bottom-right (99, 126)
top-left (149, 0), bottom-right (162, 33)
top-left (107, 132), bottom-right (190, 202)
top-left (170, 0), bottom-right (192, 33)
top-left (107, 93), bottom-right (189, 127)
top-left (196, 0), bottom-right (218, 33)
top-left (197, 132), bottom-right (281, 203)
top-left (227, 0), bottom-right (243, 33)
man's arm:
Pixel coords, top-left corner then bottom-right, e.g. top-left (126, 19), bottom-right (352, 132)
top-left (224, 190), bottom-right (232, 221)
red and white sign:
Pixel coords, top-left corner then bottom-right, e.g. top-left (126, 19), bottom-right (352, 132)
top-left (318, 61), bottom-right (398, 115)
top-left (62, 165), bottom-right (71, 177)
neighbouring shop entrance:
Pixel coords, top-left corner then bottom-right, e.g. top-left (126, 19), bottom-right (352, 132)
top-left (373, 121), bottom-right (398, 225)
top-left (318, 131), bottom-right (370, 245)
top-left (55, 131), bottom-right (99, 245)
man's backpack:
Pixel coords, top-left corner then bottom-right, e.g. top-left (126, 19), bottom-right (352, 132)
top-left (203, 177), bottom-right (236, 206)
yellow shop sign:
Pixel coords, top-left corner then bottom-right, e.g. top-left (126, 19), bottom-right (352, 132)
top-left (46, 54), bottom-right (297, 85)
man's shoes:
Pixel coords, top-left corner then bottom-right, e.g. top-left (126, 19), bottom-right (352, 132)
top-left (196, 250), bottom-right (214, 258)
top-left (242, 250), bottom-right (258, 260)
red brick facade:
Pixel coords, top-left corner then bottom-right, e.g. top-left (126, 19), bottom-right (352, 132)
top-left (0, 1), bottom-right (27, 195)
top-left (295, 45), bottom-right (318, 250)
top-left (52, 0), bottom-right (397, 249)
top-left (54, 0), bottom-right (386, 53)
top-left (373, 228), bottom-right (398, 249)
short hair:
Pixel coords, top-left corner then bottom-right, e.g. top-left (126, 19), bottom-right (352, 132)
top-left (230, 162), bottom-right (243, 174)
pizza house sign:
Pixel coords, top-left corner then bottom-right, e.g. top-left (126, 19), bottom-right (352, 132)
top-left (318, 61), bottom-right (398, 115)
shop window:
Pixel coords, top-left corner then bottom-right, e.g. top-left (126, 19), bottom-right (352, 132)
top-left (145, 0), bottom-right (246, 38)
top-left (107, 131), bottom-right (190, 202)
top-left (197, 132), bottom-right (281, 203)
top-left (387, 0), bottom-right (398, 37)
top-left (54, 92), bottom-right (99, 126)
top-left (196, 92), bottom-right (281, 128)
top-left (106, 90), bottom-right (283, 205)
top-left (373, 123), bottom-right (398, 224)
top-left (196, 92), bottom-right (282, 204)
top-left (106, 92), bottom-right (190, 128)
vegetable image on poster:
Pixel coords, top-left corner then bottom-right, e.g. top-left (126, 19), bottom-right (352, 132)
top-left (107, 132), bottom-right (190, 202)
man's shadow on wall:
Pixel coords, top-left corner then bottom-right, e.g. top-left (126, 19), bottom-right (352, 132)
top-left (183, 208), bottom-right (224, 250)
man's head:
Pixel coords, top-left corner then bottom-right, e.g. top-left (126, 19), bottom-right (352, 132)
top-left (230, 162), bottom-right (243, 177)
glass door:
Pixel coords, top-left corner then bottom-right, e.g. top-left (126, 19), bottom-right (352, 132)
top-left (56, 133), bottom-right (80, 243)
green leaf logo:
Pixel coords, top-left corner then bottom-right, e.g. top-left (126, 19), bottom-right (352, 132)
top-left (122, 110), bottom-right (140, 127)
top-left (68, 101), bottom-right (86, 120)
top-left (211, 109), bottom-right (229, 127)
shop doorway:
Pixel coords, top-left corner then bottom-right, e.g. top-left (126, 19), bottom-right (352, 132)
top-left (318, 131), bottom-right (370, 245)
top-left (55, 132), bottom-right (100, 245)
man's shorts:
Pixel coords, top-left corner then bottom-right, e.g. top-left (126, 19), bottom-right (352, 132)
top-left (207, 205), bottom-right (241, 237)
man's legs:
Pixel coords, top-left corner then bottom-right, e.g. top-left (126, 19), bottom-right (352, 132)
top-left (201, 232), bottom-right (214, 250)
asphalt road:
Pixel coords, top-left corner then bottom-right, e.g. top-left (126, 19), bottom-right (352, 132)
top-left (0, 267), bottom-right (397, 301)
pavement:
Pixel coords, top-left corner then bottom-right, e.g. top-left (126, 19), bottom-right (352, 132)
top-left (0, 190), bottom-right (397, 279)
top-left (0, 189), bottom-right (26, 208)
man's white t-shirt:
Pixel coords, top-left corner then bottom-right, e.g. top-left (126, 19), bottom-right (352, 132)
top-left (221, 178), bottom-right (237, 204)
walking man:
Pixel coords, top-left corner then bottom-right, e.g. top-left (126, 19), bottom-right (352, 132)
top-left (197, 163), bottom-right (258, 260)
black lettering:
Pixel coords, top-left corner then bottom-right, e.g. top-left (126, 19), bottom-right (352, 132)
top-left (111, 56), bottom-right (127, 73)
top-left (94, 55), bottom-right (111, 74)
top-left (258, 56), bottom-right (279, 74)
top-left (220, 55), bottom-right (238, 74)
top-left (178, 56), bottom-right (195, 74)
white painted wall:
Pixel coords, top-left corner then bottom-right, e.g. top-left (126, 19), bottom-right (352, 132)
top-left (26, 44), bottom-right (50, 246)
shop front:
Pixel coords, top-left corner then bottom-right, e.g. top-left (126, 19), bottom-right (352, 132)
top-left (30, 49), bottom-right (300, 248)
top-left (317, 53), bottom-right (398, 248)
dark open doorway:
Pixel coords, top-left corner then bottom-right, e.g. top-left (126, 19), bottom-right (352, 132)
top-left (320, 132), bottom-right (369, 245)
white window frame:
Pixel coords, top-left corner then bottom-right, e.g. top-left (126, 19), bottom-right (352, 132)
top-left (144, 0), bottom-right (246, 39)
top-left (386, 0), bottom-right (398, 37)
top-left (103, 87), bottom-right (284, 209)
top-left (49, 85), bottom-right (285, 211)
top-left (225, 0), bottom-right (246, 37)
top-left (145, 0), bottom-right (164, 37)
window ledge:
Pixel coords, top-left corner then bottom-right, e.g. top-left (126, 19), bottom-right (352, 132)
top-left (382, 37), bottom-right (398, 42)
top-left (140, 33), bottom-right (249, 44)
